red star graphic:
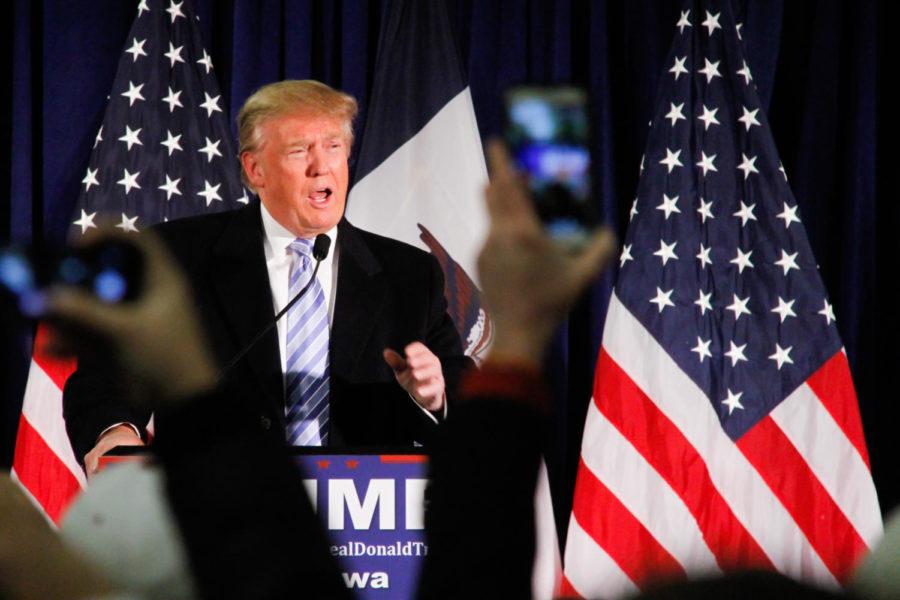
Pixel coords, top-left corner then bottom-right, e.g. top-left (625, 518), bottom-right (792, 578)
top-left (345, 460), bottom-right (359, 469)
top-left (317, 460), bottom-right (331, 469)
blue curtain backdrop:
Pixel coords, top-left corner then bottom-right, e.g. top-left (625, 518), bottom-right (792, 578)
top-left (2, 0), bottom-right (893, 534)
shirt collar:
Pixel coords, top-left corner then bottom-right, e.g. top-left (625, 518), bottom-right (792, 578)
top-left (260, 201), bottom-right (338, 258)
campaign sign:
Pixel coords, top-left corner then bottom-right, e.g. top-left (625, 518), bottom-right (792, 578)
top-left (294, 453), bottom-right (429, 599)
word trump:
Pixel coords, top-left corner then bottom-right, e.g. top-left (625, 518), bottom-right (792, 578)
top-left (303, 478), bottom-right (428, 531)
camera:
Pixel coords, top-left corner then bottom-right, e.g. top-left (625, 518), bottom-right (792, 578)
top-left (0, 240), bottom-right (144, 318)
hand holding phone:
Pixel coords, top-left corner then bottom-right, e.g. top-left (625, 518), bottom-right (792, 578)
top-left (36, 229), bottom-right (216, 405)
top-left (480, 140), bottom-right (616, 363)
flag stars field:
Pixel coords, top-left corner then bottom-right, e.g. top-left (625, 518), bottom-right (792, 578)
top-left (64, 0), bottom-right (243, 237)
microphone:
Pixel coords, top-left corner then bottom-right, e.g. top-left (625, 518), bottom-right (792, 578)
top-left (313, 232), bottom-right (331, 261)
top-left (216, 233), bottom-right (331, 383)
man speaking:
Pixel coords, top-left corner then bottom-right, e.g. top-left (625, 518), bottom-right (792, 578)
top-left (64, 80), bottom-right (471, 473)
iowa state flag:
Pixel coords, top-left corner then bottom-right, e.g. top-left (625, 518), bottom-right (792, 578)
top-left (346, 0), bottom-right (491, 362)
top-left (345, 1), bottom-right (560, 597)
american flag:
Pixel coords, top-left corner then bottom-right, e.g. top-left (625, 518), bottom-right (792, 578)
top-left (12, 0), bottom-right (244, 523)
top-left (561, 0), bottom-right (881, 597)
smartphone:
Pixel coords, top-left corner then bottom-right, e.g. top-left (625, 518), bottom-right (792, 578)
top-left (0, 241), bottom-right (144, 318)
top-left (503, 85), bottom-right (596, 245)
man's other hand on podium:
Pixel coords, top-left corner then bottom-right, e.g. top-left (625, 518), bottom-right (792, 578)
top-left (84, 424), bottom-right (144, 477)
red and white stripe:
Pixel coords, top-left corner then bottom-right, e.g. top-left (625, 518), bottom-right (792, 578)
top-left (11, 325), bottom-right (85, 525)
top-left (562, 293), bottom-right (881, 598)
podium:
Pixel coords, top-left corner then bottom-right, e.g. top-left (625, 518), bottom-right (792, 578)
top-left (99, 447), bottom-right (429, 600)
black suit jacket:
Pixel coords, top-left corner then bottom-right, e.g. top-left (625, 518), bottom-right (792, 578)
top-left (63, 201), bottom-right (471, 462)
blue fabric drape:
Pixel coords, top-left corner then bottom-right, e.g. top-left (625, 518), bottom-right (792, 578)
top-left (3, 1), bottom-right (891, 535)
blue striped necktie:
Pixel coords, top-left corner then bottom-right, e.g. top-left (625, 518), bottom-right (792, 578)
top-left (284, 238), bottom-right (330, 446)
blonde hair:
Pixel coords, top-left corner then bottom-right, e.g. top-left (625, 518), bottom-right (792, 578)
top-left (237, 80), bottom-right (358, 189)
